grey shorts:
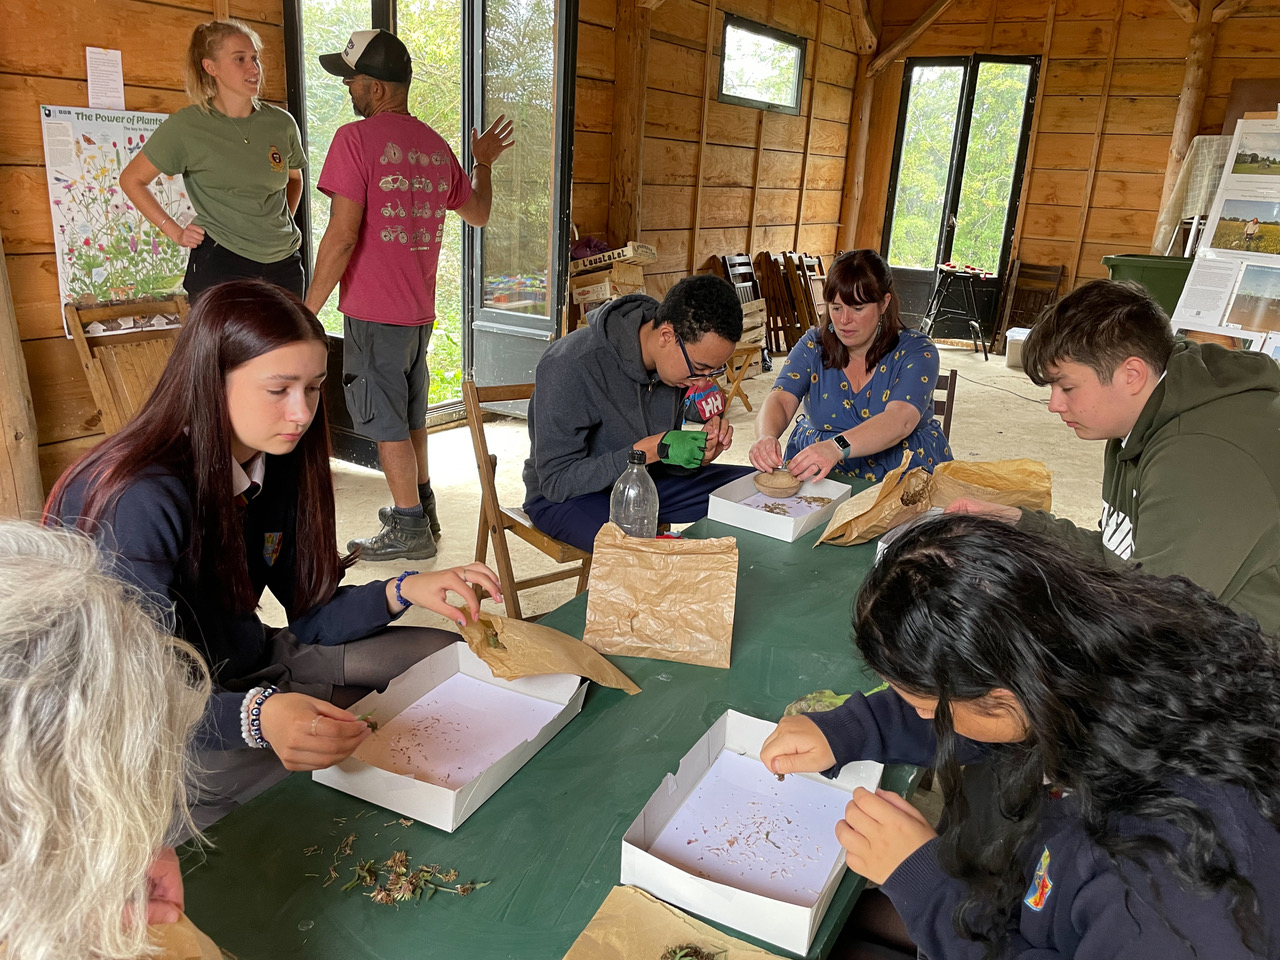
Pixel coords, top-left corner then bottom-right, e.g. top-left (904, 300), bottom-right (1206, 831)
top-left (342, 315), bottom-right (434, 442)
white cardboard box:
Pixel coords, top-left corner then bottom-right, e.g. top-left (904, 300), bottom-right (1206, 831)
top-left (621, 710), bottom-right (883, 955)
top-left (1005, 326), bottom-right (1032, 369)
top-left (708, 474), bottom-right (852, 542)
top-left (312, 642), bottom-right (586, 832)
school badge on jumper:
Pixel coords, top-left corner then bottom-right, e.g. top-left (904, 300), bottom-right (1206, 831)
top-left (1023, 846), bottom-right (1053, 911)
top-left (263, 532), bottom-right (283, 567)
top-left (268, 146), bottom-right (284, 173)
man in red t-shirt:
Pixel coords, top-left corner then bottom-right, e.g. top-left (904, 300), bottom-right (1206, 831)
top-left (306, 29), bottom-right (513, 561)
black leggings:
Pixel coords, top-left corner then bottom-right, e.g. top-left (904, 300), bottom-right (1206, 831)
top-left (183, 235), bottom-right (305, 302)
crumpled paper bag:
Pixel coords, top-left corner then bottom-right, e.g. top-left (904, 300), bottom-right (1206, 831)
top-left (149, 913), bottom-right (225, 960)
top-left (562, 885), bottom-right (783, 960)
top-left (456, 608), bottom-right (640, 694)
top-left (582, 522), bottom-right (738, 669)
top-left (817, 451), bottom-right (1052, 546)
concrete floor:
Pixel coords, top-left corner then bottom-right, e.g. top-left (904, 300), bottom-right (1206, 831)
top-left (256, 342), bottom-right (1103, 630)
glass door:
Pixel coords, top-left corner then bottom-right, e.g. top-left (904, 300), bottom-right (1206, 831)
top-left (465, 0), bottom-right (576, 389)
top-left (882, 56), bottom-right (1038, 330)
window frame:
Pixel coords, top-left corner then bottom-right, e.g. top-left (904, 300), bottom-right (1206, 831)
top-left (716, 14), bottom-right (806, 117)
top-left (880, 53), bottom-right (1040, 279)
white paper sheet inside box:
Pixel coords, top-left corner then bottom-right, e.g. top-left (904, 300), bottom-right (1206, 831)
top-left (621, 710), bottom-right (883, 955)
top-left (312, 642), bottom-right (585, 832)
top-left (708, 474), bottom-right (851, 542)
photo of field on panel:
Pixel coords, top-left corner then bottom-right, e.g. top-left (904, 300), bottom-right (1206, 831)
top-left (353, 672), bottom-right (565, 786)
top-left (647, 750), bottom-right (848, 907)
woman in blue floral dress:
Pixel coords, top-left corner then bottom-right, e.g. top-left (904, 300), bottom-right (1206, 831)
top-left (749, 250), bottom-right (953, 483)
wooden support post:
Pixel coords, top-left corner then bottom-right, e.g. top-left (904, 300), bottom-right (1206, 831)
top-left (747, 110), bottom-right (766, 253)
top-left (793, 0), bottom-right (827, 252)
top-left (849, 0), bottom-right (876, 53)
top-left (1157, 0), bottom-right (1220, 230)
top-left (687, 0), bottom-right (718, 273)
top-left (837, 0), bottom-right (879, 254)
top-left (1166, 0), bottom-right (1197, 22)
top-left (609, 0), bottom-right (651, 248)
top-left (1069, 1), bottom-right (1124, 288)
top-left (214, 0), bottom-right (229, 18)
top-left (0, 231), bottom-right (43, 518)
top-left (1212, 0), bottom-right (1251, 21)
top-left (867, 0), bottom-right (955, 78)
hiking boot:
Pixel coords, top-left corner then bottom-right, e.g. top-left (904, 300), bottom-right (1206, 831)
top-left (378, 489), bottom-right (442, 541)
top-left (347, 513), bottom-right (437, 562)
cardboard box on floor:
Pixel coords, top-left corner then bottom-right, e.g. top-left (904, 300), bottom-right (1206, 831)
top-left (312, 642), bottom-right (586, 832)
top-left (621, 710), bottom-right (883, 956)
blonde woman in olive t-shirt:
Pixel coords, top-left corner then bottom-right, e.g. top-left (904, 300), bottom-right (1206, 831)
top-left (120, 19), bottom-right (306, 300)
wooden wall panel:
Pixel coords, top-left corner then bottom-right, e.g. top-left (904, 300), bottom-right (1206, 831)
top-left (2, 0), bottom-right (288, 497)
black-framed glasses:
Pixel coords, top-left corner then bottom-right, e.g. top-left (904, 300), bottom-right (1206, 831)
top-left (674, 331), bottom-right (728, 380)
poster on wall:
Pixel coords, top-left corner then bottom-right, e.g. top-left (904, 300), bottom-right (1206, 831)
top-left (1171, 118), bottom-right (1280, 340)
top-left (39, 104), bottom-right (194, 336)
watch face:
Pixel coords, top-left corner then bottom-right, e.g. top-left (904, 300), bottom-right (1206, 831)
top-left (833, 435), bottom-right (850, 451)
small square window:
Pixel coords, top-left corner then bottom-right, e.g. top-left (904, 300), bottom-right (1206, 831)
top-left (717, 15), bottom-right (806, 116)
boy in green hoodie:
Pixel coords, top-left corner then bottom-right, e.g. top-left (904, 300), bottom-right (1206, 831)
top-left (949, 279), bottom-right (1280, 634)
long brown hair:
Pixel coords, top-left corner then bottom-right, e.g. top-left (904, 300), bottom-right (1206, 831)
top-left (45, 280), bottom-right (345, 619)
top-left (820, 249), bottom-right (902, 374)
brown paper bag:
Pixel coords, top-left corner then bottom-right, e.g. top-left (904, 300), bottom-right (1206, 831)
top-left (582, 522), bottom-right (738, 669)
top-left (456, 608), bottom-right (641, 694)
top-left (817, 451), bottom-right (1053, 546)
top-left (149, 913), bottom-right (225, 960)
top-left (562, 885), bottom-right (784, 960)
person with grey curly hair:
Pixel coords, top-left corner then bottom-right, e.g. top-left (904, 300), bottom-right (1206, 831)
top-left (0, 521), bottom-right (212, 960)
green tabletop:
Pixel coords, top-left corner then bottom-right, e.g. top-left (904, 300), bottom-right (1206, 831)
top-left (181, 499), bottom-right (918, 960)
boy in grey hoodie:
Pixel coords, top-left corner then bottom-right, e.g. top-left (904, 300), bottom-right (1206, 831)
top-left (950, 279), bottom-right (1280, 633)
top-left (522, 275), bottom-right (753, 552)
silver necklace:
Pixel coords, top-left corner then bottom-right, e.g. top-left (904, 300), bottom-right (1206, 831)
top-left (220, 109), bottom-right (252, 144)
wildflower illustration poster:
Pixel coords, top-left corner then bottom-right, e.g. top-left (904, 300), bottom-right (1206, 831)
top-left (40, 105), bottom-right (195, 334)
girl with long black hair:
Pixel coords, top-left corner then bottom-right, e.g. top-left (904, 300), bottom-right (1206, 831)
top-left (762, 514), bottom-right (1280, 959)
top-left (46, 279), bottom-right (502, 823)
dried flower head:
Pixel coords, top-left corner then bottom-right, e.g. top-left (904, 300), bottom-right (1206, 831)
top-left (369, 885), bottom-right (395, 905)
top-left (384, 850), bottom-right (409, 874)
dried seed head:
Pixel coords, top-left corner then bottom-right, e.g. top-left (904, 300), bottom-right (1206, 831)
top-left (384, 850), bottom-right (409, 874)
top-left (369, 885), bottom-right (395, 905)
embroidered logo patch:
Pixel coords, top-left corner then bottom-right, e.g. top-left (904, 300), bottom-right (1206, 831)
top-left (1023, 846), bottom-right (1053, 911)
top-left (268, 145), bottom-right (284, 172)
top-left (263, 532), bottom-right (283, 567)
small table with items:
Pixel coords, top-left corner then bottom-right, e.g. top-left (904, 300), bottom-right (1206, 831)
top-left (179, 477), bottom-right (919, 959)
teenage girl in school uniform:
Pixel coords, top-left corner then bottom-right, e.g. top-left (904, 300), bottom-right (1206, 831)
top-left (46, 279), bottom-right (502, 823)
top-left (763, 514), bottom-right (1280, 959)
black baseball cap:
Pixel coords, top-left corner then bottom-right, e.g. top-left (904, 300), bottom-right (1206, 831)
top-left (319, 29), bottom-right (412, 83)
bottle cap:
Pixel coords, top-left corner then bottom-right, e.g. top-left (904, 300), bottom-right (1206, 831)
top-left (627, 449), bottom-right (646, 465)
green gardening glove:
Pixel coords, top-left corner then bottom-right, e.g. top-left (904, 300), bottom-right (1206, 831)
top-left (657, 430), bottom-right (707, 469)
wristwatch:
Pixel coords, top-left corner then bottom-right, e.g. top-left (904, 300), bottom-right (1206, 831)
top-left (831, 434), bottom-right (850, 459)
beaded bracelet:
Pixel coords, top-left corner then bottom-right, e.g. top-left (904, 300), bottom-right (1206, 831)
top-left (241, 684), bottom-right (279, 749)
top-left (394, 570), bottom-right (419, 609)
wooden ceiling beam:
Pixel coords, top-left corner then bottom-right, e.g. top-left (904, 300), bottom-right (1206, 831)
top-left (850, 0), bottom-right (877, 54)
top-left (1166, 0), bottom-right (1198, 23)
top-left (867, 0), bottom-right (955, 78)
top-left (1213, 0), bottom-right (1251, 21)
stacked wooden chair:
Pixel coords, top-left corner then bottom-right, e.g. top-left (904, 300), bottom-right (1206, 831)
top-left (710, 254), bottom-right (766, 413)
top-left (991, 261), bottom-right (1065, 355)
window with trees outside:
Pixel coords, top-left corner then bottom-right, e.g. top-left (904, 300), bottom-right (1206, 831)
top-left (884, 56), bottom-right (1038, 278)
top-left (717, 15), bottom-right (805, 116)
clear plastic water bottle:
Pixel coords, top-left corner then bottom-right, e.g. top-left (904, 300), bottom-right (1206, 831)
top-left (610, 450), bottom-right (659, 538)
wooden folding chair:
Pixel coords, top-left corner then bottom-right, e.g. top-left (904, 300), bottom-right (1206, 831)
top-left (715, 344), bottom-right (762, 414)
top-left (991, 261), bottom-right (1064, 355)
top-left (782, 251), bottom-right (827, 345)
top-left (933, 368), bottom-right (958, 439)
top-left (713, 253), bottom-right (761, 305)
top-left (462, 380), bottom-right (592, 621)
top-left (755, 251), bottom-right (798, 354)
top-left (64, 296), bottom-right (191, 434)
